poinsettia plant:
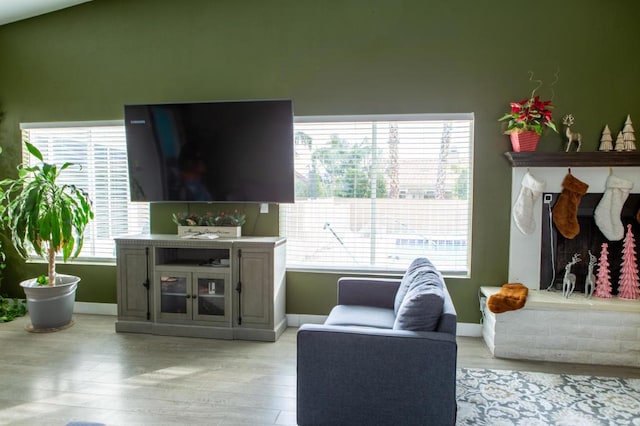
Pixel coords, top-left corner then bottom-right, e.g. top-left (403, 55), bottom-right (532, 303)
top-left (499, 95), bottom-right (558, 136)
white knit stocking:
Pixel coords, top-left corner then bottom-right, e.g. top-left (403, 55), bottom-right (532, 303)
top-left (513, 172), bottom-right (546, 235)
top-left (594, 174), bottom-right (633, 241)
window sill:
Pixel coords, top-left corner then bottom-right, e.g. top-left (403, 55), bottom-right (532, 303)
top-left (286, 265), bottom-right (470, 279)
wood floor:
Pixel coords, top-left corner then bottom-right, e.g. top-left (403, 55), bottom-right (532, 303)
top-left (1, 314), bottom-right (638, 426)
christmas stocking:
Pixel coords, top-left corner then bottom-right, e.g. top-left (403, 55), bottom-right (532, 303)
top-left (594, 174), bottom-right (633, 241)
top-left (513, 172), bottom-right (546, 235)
top-left (552, 172), bottom-right (589, 239)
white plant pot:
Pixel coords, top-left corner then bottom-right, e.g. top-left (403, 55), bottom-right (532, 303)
top-left (21, 274), bottom-right (80, 330)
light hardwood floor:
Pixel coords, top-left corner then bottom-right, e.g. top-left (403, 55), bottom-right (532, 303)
top-left (1, 314), bottom-right (638, 425)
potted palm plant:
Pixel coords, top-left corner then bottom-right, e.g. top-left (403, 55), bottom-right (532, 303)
top-left (0, 142), bottom-right (93, 330)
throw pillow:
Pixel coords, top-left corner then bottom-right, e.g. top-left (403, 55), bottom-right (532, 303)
top-left (394, 257), bottom-right (443, 315)
top-left (393, 285), bottom-right (444, 331)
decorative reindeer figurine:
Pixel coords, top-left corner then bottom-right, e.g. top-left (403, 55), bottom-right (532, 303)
top-left (584, 250), bottom-right (596, 298)
top-left (563, 114), bottom-right (582, 152)
top-left (562, 253), bottom-right (581, 298)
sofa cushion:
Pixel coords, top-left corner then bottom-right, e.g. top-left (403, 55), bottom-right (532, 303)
top-left (394, 258), bottom-right (430, 314)
top-left (393, 284), bottom-right (444, 331)
top-left (394, 257), bottom-right (443, 315)
top-left (325, 305), bottom-right (396, 329)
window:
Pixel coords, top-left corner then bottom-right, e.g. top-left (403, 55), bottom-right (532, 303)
top-left (21, 122), bottom-right (149, 262)
top-left (281, 114), bottom-right (473, 275)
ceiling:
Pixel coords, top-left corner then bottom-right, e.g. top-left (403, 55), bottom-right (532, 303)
top-left (0, 0), bottom-right (93, 26)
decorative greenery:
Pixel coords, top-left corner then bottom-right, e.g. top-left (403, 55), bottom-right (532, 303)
top-left (0, 114), bottom-right (26, 323)
top-left (172, 210), bottom-right (246, 227)
top-left (0, 142), bottom-right (94, 286)
top-left (0, 113), bottom-right (5, 286)
top-left (0, 295), bottom-right (26, 322)
top-left (172, 212), bottom-right (196, 226)
top-left (212, 210), bottom-right (247, 226)
top-left (0, 241), bottom-right (5, 275)
top-left (499, 95), bottom-right (558, 136)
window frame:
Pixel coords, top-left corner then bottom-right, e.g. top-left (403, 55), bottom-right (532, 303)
top-left (282, 113), bottom-right (474, 277)
top-left (20, 120), bottom-right (150, 265)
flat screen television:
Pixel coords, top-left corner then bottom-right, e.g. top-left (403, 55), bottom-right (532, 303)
top-left (124, 99), bottom-right (294, 203)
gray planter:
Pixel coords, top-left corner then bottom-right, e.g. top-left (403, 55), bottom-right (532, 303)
top-left (21, 274), bottom-right (80, 330)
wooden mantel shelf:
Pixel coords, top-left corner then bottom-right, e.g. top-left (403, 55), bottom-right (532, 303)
top-left (505, 151), bottom-right (640, 167)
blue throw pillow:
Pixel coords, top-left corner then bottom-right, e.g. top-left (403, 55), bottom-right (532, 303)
top-left (394, 257), bottom-right (442, 315)
top-left (393, 285), bottom-right (444, 331)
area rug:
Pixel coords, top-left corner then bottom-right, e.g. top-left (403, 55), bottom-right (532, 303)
top-left (457, 368), bottom-right (640, 426)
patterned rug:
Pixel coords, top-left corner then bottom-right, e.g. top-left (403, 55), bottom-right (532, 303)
top-left (457, 368), bottom-right (640, 426)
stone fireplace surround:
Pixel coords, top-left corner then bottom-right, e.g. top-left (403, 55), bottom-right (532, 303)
top-left (482, 152), bottom-right (640, 367)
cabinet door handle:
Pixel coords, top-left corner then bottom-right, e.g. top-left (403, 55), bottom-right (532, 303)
top-left (186, 294), bottom-right (191, 299)
top-left (192, 294), bottom-right (197, 299)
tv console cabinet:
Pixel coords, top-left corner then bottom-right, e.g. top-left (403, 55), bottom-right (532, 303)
top-left (114, 234), bottom-right (286, 341)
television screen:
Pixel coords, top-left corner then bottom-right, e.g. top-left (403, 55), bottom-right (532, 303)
top-left (124, 99), bottom-right (294, 203)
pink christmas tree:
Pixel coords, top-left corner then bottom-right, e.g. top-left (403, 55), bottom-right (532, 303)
top-left (594, 242), bottom-right (613, 298)
top-left (618, 224), bottom-right (640, 300)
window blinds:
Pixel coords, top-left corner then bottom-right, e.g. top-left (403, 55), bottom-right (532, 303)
top-left (21, 122), bottom-right (150, 262)
top-left (281, 114), bottom-right (473, 275)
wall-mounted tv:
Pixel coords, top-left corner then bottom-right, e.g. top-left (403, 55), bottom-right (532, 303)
top-left (124, 99), bottom-right (294, 203)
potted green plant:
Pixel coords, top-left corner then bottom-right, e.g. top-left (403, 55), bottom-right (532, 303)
top-left (499, 95), bottom-right (558, 152)
top-left (0, 142), bottom-right (93, 330)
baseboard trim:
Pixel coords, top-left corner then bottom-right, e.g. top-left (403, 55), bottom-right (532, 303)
top-left (286, 314), bottom-right (327, 327)
top-left (457, 322), bottom-right (482, 337)
top-left (74, 302), bottom-right (117, 316)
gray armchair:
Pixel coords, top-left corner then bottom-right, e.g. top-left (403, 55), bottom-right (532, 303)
top-left (297, 259), bottom-right (457, 426)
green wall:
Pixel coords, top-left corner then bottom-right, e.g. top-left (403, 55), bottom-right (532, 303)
top-left (0, 0), bottom-right (638, 323)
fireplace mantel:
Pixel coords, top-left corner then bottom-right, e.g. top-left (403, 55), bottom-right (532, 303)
top-left (505, 151), bottom-right (640, 167)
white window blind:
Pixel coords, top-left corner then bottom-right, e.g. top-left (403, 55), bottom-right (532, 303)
top-left (21, 122), bottom-right (150, 262)
top-left (281, 114), bottom-right (473, 275)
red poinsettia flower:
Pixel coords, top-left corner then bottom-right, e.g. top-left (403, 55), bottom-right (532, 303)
top-left (499, 95), bottom-right (558, 136)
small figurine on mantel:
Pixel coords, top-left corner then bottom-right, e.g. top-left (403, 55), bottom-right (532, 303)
top-left (584, 250), bottom-right (596, 298)
top-left (614, 131), bottom-right (625, 152)
top-left (618, 224), bottom-right (639, 300)
top-left (594, 242), bottom-right (613, 298)
top-left (562, 114), bottom-right (582, 152)
top-left (622, 115), bottom-right (636, 151)
top-left (562, 253), bottom-right (581, 298)
top-left (599, 125), bottom-right (613, 151)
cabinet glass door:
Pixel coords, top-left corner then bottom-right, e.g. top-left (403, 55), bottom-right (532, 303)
top-left (159, 274), bottom-right (188, 315)
top-left (194, 273), bottom-right (229, 323)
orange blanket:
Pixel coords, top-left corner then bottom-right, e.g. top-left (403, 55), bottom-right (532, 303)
top-left (487, 283), bottom-right (528, 313)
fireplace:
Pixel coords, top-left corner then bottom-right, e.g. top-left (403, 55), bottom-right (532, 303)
top-left (539, 193), bottom-right (640, 294)
top-left (482, 154), bottom-right (640, 367)
top-left (508, 163), bottom-right (640, 289)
